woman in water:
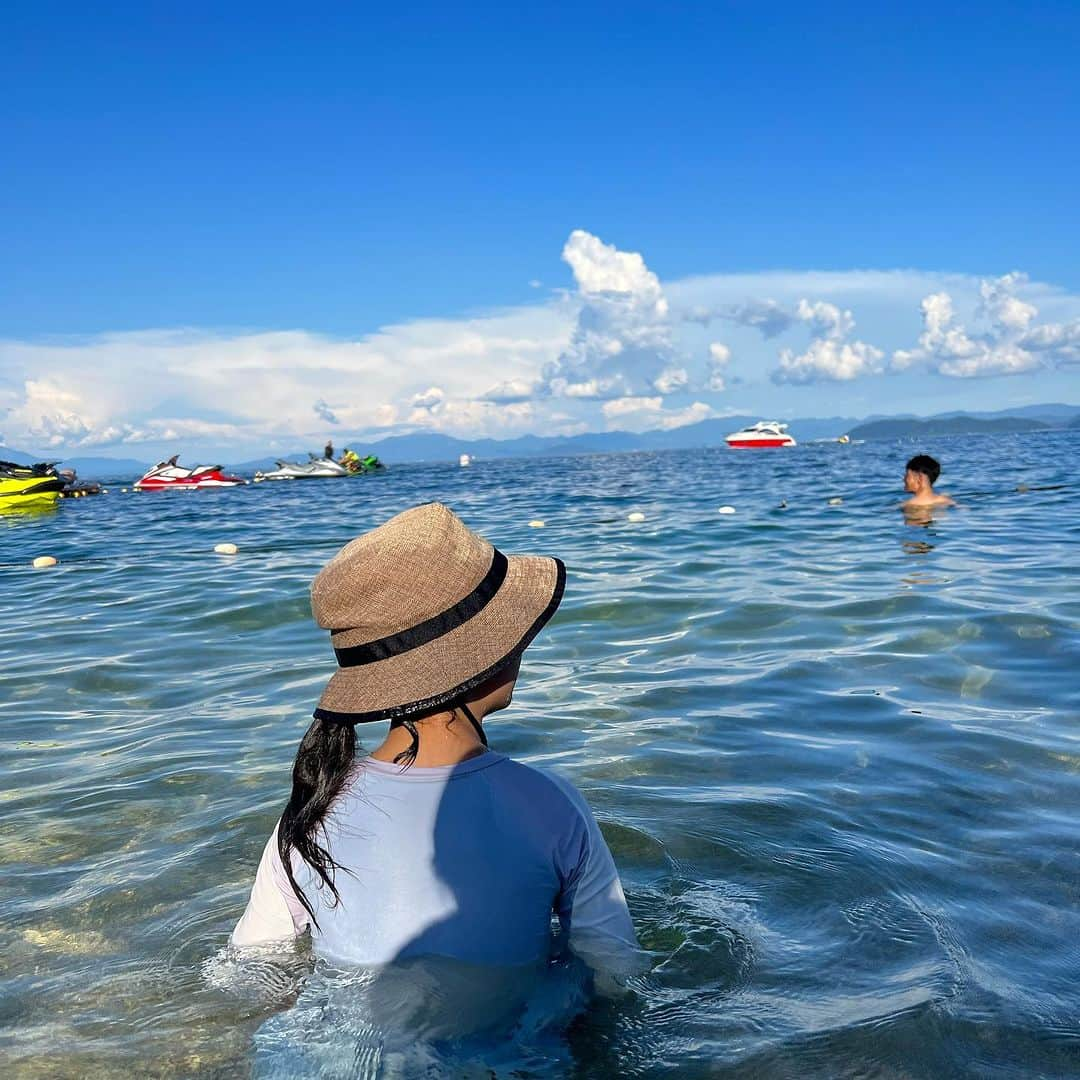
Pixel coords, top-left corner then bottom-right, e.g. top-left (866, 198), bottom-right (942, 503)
top-left (231, 502), bottom-right (638, 989)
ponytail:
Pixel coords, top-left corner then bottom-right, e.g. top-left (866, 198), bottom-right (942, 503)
top-left (277, 700), bottom-right (488, 923)
top-left (277, 718), bottom-right (356, 925)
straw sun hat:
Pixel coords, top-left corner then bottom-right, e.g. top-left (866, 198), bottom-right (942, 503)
top-left (311, 503), bottom-right (565, 723)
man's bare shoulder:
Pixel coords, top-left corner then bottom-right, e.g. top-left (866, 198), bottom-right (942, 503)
top-left (903, 493), bottom-right (955, 508)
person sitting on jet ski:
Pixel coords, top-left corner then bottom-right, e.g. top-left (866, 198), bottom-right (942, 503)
top-left (339, 448), bottom-right (362, 473)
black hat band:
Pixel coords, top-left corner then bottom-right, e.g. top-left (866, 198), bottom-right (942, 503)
top-left (331, 548), bottom-right (509, 668)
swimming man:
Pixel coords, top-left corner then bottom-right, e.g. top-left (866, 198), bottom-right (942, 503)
top-left (902, 454), bottom-right (955, 512)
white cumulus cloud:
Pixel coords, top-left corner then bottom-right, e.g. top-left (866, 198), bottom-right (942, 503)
top-left (1019, 320), bottom-right (1080, 363)
top-left (601, 395), bottom-right (663, 419)
top-left (707, 343), bottom-right (731, 391)
top-left (481, 377), bottom-right (539, 403)
top-left (539, 230), bottom-right (678, 401)
top-left (410, 386), bottom-right (445, 411)
top-left (772, 299), bottom-right (884, 383)
top-left (563, 230), bottom-right (668, 303)
top-left (653, 367), bottom-right (689, 394)
top-left (978, 272), bottom-right (1038, 332)
top-left (601, 395), bottom-right (715, 432)
top-left (891, 273), bottom-right (1076, 377)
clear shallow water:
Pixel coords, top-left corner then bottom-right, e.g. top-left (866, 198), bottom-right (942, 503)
top-left (2, 432), bottom-right (1078, 1078)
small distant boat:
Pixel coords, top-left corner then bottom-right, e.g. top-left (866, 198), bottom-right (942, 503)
top-left (0, 460), bottom-right (65, 507)
top-left (255, 456), bottom-right (349, 482)
top-left (58, 468), bottom-right (103, 498)
top-left (724, 421), bottom-right (797, 449)
top-left (459, 453), bottom-right (472, 467)
top-left (341, 452), bottom-right (385, 475)
top-left (135, 456), bottom-right (247, 490)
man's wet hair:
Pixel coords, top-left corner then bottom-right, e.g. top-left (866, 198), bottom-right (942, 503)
top-left (906, 454), bottom-right (941, 485)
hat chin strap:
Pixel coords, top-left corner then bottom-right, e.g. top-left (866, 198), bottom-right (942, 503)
top-left (458, 700), bottom-right (489, 748)
top-left (390, 699), bottom-right (487, 768)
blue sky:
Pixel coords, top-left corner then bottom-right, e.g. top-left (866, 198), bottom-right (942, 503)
top-left (2, 2), bottom-right (1079, 457)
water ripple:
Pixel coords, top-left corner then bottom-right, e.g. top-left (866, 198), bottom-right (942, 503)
top-left (2, 432), bottom-right (1078, 1076)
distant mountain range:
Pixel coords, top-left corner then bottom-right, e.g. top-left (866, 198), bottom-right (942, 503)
top-left (3, 403), bottom-right (1078, 477)
top-left (847, 416), bottom-right (1056, 440)
top-left (230, 404), bottom-right (1080, 471)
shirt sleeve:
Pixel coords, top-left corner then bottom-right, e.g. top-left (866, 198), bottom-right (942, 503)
top-left (230, 825), bottom-right (311, 947)
top-left (547, 775), bottom-right (642, 986)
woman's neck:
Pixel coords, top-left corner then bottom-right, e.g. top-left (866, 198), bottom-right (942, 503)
top-left (369, 711), bottom-right (487, 767)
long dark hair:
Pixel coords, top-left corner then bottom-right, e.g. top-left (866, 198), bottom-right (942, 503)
top-left (276, 718), bottom-right (357, 925)
top-left (277, 704), bottom-right (487, 923)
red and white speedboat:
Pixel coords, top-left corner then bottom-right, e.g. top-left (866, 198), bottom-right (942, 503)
top-left (724, 421), bottom-right (797, 449)
top-left (134, 456), bottom-right (247, 490)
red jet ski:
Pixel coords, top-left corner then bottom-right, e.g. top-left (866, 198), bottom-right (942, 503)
top-left (134, 455), bottom-right (247, 490)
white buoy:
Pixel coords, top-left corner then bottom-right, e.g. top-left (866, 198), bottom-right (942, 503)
top-left (718, 506), bottom-right (736, 515)
top-left (828, 497), bottom-right (843, 506)
top-left (627, 511), bottom-right (646, 523)
top-left (213, 543), bottom-right (239, 555)
top-left (528, 520), bottom-right (545, 528)
top-left (32, 556), bottom-right (58, 568)
top-left (121, 488), bottom-right (128, 493)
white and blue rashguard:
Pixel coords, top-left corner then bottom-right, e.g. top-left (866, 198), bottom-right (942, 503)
top-left (232, 752), bottom-right (639, 982)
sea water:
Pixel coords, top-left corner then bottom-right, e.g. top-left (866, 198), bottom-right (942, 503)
top-left (1, 432), bottom-right (1077, 1078)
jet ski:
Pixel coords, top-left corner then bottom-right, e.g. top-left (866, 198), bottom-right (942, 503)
top-left (60, 482), bottom-right (103, 498)
top-left (253, 455), bottom-right (349, 482)
top-left (0, 460), bottom-right (65, 507)
top-left (339, 450), bottom-right (385, 474)
top-left (134, 455), bottom-right (247, 490)
top-left (58, 468), bottom-right (103, 498)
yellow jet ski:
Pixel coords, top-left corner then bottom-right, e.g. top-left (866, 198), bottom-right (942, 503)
top-left (0, 460), bottom-right (65, 508)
